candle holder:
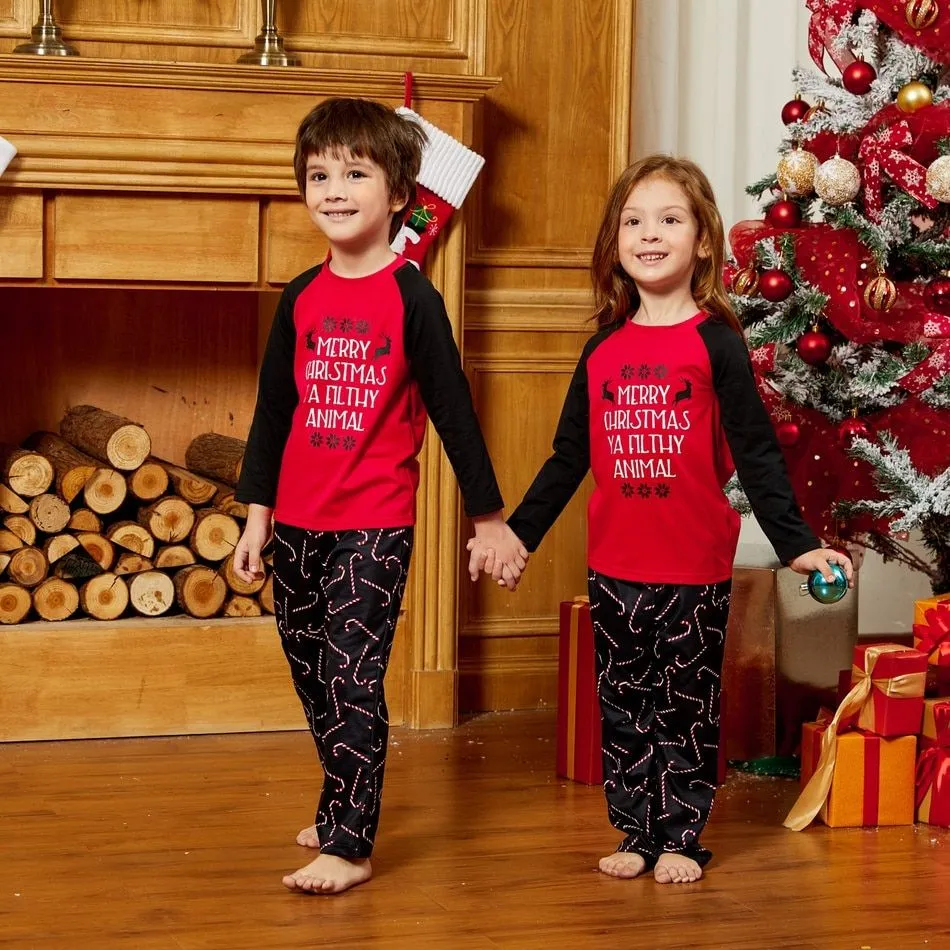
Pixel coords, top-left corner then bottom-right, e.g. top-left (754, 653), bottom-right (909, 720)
top-left (237, 0), bottom-right (300, 66)
top-left (14, 0), bottom-right (78, 56)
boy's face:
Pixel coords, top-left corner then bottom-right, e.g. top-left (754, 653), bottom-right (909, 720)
top-left (304, 148), bottom-right (405, 254)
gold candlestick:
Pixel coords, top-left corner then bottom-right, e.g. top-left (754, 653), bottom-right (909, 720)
top-left (14, 0), bottom-right (78, 56)
top-left (237, 0), bottom-right (300, 66)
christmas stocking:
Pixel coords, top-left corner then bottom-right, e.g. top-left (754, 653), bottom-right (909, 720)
top-left (0, 136), bottom-right (16, 177)
top-left (391, 107), bottom-right (485, 267)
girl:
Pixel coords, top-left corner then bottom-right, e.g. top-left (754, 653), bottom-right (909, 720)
top-left (469, 155), bottom-right (853, 883)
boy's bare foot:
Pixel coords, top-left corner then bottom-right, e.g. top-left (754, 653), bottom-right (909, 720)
top-left (654, 852), bottom-right (702, 884)
top-left (598, 851), bottom-right (647, 879)
top-left (282, 854), bottom-right (372, 894)
top-left (295, 825), bottom-right (320, 849)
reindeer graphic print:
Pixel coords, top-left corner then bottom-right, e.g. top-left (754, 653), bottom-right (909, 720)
top-left (600, 365), bottom-right (693, 499)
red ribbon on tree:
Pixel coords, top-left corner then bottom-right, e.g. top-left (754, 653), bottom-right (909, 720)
top-left (900, 340), bottom-right (950, 394)
top-left (806, 0), bottom-right (859, 71)
top-left (858, 120), bottom-right (938, 222)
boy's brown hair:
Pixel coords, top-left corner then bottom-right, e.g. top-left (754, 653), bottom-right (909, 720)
top-left (294, 97), bottom-right (427, 242)
top-left (590, 154), bottom-right (743, 337)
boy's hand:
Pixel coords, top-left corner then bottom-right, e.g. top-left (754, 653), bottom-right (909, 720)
top-left (233, 503), bottom-right (274, 583)
top-left (466, 513), bottom-right (529, 591)
top-left (788, 548), bottom-right (854, 587)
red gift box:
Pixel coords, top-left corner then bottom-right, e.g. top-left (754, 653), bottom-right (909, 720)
top-left (557, 597), bottom-right (727, 786)
top-left (916, 700), bottom-right (950, 827)
top-left (849, 643), bottom-right (927, 737)
top-left (913, 595), bottom-right (950, 696)
top-left (557, 598), bottom-right (602, 785)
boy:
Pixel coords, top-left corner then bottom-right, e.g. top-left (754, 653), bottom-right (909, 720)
top-left (233, 98), bottom-right (527, 894)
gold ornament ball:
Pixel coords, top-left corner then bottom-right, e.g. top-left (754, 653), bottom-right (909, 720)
top-left (863, 274), bottom-right (898, 311)
top-left (777, 148), bottom-right (819, 196)
top-left (905, 0), bottom-right (939, 30)
top-left (926, 154), bottom-right (950, 202)
top-left (896, 80), bottom-right (933, 113)
top-left (732, 266), bottom-right (759, 297)
top-left (814, 155), bottom-right (861, 205)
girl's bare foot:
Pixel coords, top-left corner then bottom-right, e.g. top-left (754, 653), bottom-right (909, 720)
top-left (598, 851), bottom-right (647, 879)
top-left (282, 854), bottom-right (372, 894)
top-left (295, 825), bottom-right (320, 849)
top-left (654, 852), bottom-right (702, 884)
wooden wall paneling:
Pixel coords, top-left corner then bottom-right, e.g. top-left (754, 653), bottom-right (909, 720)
top-left (52, 194), bottom-right (260, 283)
top-left (31, 0), bottom-right (251, 46)
top-left (470, 0), bottom-right (632, 270)
top-left (282, 0), bottom-right (479, 61)
top-left (0, 1), bottom-right (483, 69)
top-left (0, 287), bottom-right (260, 461)
top-left (0, 191), bottom-right (43, 278)
top-left (0, 0), bottom-right (28, 34)
top-left (458, 343), bottom-right (592, 712)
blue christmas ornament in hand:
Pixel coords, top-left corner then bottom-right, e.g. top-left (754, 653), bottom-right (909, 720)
top-left (799, 563), bottom-right (849, 604)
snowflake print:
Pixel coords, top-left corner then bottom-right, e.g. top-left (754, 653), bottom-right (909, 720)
top-left (905, 169), bottom-right (922, 187)
top-left (309, 432), bottom-right (324, 448)
top-left (653, 364), bottom-right (668, 379)
top-left (931, 352), bottom-right (947, 369)
top-left (638, 363), bottom-right (651, 379)
top-left (637, 483), bottom-right (652, 498)
top-left (427, 222), bottom-right (440, 236)
top-left (340, 318), bottom-right (354, 333)
top-left (621, 363), bottom-right (635, 380)
top-left (323, 316), bottom-right (336, 332)
top-left (654, 482), bottom-right (671, 498)
top-left (356, 320), bottom-right (370, 334)
top-left (326, 434), bottom-right (340, 450)
top-left (621, 481), bottom-right (635, 498)
top-left (342, 436), bottom-right (356, 451)
top-left (924, 320), bottom-right (943, 337)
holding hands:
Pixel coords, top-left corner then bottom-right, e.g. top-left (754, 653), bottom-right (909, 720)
top-left (467, 513), bottom-right (529, 591)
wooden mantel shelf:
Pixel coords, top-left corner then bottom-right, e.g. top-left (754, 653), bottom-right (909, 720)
top-left (0, 57), bottom-right (497, 286)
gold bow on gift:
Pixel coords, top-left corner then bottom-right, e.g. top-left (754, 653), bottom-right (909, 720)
top-left (784, 644), bottom-right (925, 831)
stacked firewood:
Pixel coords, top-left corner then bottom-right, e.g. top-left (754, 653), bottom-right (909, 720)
top-left (0, 406), bottom-right (273, 625)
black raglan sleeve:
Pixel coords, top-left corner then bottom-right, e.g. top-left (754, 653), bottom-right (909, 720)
top-left (235, 270), bottom-right (316, 507)
top-left (698, 319), bottom-right (821, 564)
top-left (396, 266), bottom-right (504, 518)
top-left (505, 334), bottom-right (601, 552)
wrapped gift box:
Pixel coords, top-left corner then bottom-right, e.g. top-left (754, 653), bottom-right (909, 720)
top-left (557, 597), bottom-right (602, 785)
top-left (916, 699), bottom-right (950, 827)
top-left (557, 597), bottom-right (727, 786)
top-left (849, 643), bottom-right (927, 737)
top-left (722, 544), bottom-right (858, 760)
top-left (914, 594), bottom-right (950, 695)
top-left (794, 720), bottom-right (916, 827)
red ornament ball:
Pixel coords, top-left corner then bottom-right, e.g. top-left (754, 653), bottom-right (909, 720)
top-left (926, 277), bottom-right (950, 316)
top-left (759, 269), bottom-right (794, 302)
top-left (842, 59), bottom-right (876, 95)
top-left (766, 199), bottom-right (802, 228)
top-left (797, 330), bottom-right (832, 365)
top-left (781, 98), bottom-right (810, 125)
top-left (837, 416), bottom-right (870, 448)
top-left (775, 420), bottom-right (801, 447)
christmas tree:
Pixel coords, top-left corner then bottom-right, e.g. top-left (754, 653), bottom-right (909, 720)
top-left (728, 0), bottom-right (950, 593)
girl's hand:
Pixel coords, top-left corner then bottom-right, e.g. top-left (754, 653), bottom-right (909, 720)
top-left (788, 548), bottom-right (854, 587)
top-left (233, 503), bottom-right (274, 583)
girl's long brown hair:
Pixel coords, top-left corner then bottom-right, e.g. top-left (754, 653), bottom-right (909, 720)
top-left (590, 155), bottom-right (743, 337)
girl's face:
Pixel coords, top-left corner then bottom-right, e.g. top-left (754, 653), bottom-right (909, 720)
top-left (616, 175), bottom-right (706, 296)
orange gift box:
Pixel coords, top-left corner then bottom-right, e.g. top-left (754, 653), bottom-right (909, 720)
top-left (913, 595), bottom-right (950, 688)
top-left (557, 598), bottom-right (602, 785)
top-left (797, 720), bottom-right (916, 827)
top-left (916, 700), bottom-right (950, 827)
top-left (848, 643), bottom-right (927, 737)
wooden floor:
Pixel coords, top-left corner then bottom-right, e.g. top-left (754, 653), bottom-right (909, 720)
top-left (1, 710), bottom-right (948, 950)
